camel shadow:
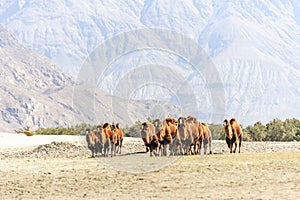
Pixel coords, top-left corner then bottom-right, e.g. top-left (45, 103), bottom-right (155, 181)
top-left (118, 151), bottom-right (147, 157)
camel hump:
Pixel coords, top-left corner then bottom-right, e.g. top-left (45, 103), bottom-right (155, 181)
top-left (230, 118), bottom-right (237, 125)
top-left (201, 122), bottom-right (208, 127)
top-left (103, 122), bottom-right (110, 129)
top-left (153, 119), bottom-right (160, 123)
top-left (142, 122), bottom-right (148, 126)
top-left (187, 115), bottom-right (195, 119)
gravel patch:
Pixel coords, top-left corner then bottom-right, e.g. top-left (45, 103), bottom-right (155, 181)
top-left (0, 139), bottom-right (299, 159)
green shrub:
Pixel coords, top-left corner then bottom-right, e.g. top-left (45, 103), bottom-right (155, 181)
top-left (32, 118), bottom-right (300, 141)
top-left (123, 121), bottom-right (142, 137)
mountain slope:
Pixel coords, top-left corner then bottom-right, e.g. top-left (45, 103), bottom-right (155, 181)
top-left (0, 25), bottom-right (181, 131)
top-left (197, 1), bottom-right (300, 124)
top-left (0, 0), bottom-right (300, 125)
top-left (0, 24), bottom-right (76, 131)
top-left (0, 24), bottom-right (73, 91)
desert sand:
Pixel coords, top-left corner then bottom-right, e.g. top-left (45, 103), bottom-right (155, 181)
top-left (0, 133), bottom-right (300, 199)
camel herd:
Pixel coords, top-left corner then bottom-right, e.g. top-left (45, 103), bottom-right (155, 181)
top-left (141, 116), bottom-right (213, 156)
top-left (85, 123), bottom-right (123, 157)
top-left (85, 117), bottom-right (243, 157)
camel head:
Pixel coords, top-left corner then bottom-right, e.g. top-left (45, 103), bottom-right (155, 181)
top-left (111, 122), bottom-right (116, 130)
top-left (178, 117), bottom-right (186, 127)
top-left (102, 122), bottom-right (111, 130)
top-left (96, 125), bottom-right (102, 132)
top-left (223, 119), bottom-right (230, 127)
top-left (141, 122), bottom-right (151, 144)
top-left (111, 131), bottom-right (118, 144)
top-left (223, 119), bottom-right (233, 139)
top-left (153, 119), bottom-right (163, 132)
top-left (85, 129), bottom-right (95, 146)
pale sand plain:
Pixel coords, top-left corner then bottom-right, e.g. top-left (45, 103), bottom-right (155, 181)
top-left (0, 134), bottom-right (300, 200)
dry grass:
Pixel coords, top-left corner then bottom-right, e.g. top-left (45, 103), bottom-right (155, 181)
top-left (1, 151), bottom-right (299, 199)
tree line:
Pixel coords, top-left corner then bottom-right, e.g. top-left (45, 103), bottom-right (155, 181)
top-left (245, 118), bottom-right (300, 141)
top-left (33, 118), bottom-right (300, 142)
top-left (210, 118), bottom-right (300, 142)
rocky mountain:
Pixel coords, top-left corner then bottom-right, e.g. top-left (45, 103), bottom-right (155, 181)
top-left (0, 24), bottom-right (73, 91)
top-left (0, 25), bottom-right (181, 131)
top-left (0, 24), bottom-right (74, 131)
top-left (0, 0), bottom-right (300, 125)
top-left (0, 25), bottom-right (184, 132)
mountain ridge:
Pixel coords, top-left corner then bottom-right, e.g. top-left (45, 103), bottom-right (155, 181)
top-left (0, 25), bottom-right (183, 131)
top-left (0, 0), bottom-right (300, 125)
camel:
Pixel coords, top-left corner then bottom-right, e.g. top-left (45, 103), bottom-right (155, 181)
top-left (102, 123), bottom-right (117, 157)
top-left (153, 119), bottom-right (172, 156)
top-left (111, 123), bottom-right (124, 154)
top-left (177, 117), bottom-right (193, 155)
top-left (224, 118), bottom-right (243, 153)
top-left (141, 122), bottom-right (159, 156)
top-left (85, 128), bottom-right (100, 157)
top-left (201, 122), bottom-right (212, 154)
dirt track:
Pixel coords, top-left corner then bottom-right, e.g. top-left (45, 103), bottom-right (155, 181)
top-left (1, 139), bottom-right (300, 199)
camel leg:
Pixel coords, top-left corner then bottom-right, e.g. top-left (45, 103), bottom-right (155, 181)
top-left (209, 139), bottom-right (212, 154)
top-left (119, 140), bottom-right (123, 154)
top-left (203, 139), bottom-right (208, 155)
top-left (198, 142), bottom-right (201, 154)
top-left (163, 144), bottom-right (167, 156)
top-left (99, 144), bottom-right (103, 156)
top-left (111, 144), bottom-right (113, 157)
top-left (238, 137), bottom-right (242, 153)
top-left (170, 142), bottom-right (175, 156)
top-left (193, 143), bottom-right (197, 155)
top-left (233, 141), bottom-right (237, 153)
top-left (111, 143), bottom-right (116, 157)
top-left (115, 144), bottom-right (118, 154)
top-left (178, 140), bottom-right (184, 155)
top-left (104, 143), bottom-right (109, 157)
top-left (114, 144), bottom-right (116, 156)
top-left (188, 144), bottom-right (193, 155)
top-left (198, 140), bottom-right (202, 155)
top-left (226, 137), bottom-right (231, 149)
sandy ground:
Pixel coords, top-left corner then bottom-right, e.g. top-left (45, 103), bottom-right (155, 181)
top-left (0, 133), bottom-right (300, 200)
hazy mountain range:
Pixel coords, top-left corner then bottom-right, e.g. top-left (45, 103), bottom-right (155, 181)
top-left (1, 24), bottom-right (180, 132)
top-left (0, 0), bottom-right (300, 131)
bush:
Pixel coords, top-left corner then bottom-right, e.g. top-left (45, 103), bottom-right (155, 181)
top-left (245, 121), bottom-right (266, 141)
top-left (31, 118), bottom-right (300, 141)
top-left (123, 121), bottom-right (142, 137)
top-left (208, 124), bottom-right (224, 140)
top-left (35, 123), bottom-right (95, 135)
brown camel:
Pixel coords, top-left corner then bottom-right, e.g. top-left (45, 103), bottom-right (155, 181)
top-left (85, 128), bottom-right (100, 158)
top-left (141, 122), bottom-right (160, 156)
top-left (102, 123), bottom-right (117, 157)
top-left (111, 123), bottom-right (124, 154)
top-left (224, 118), bottom-right (243, 153)
top-left (201, 122), bottom-right (212, 154)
